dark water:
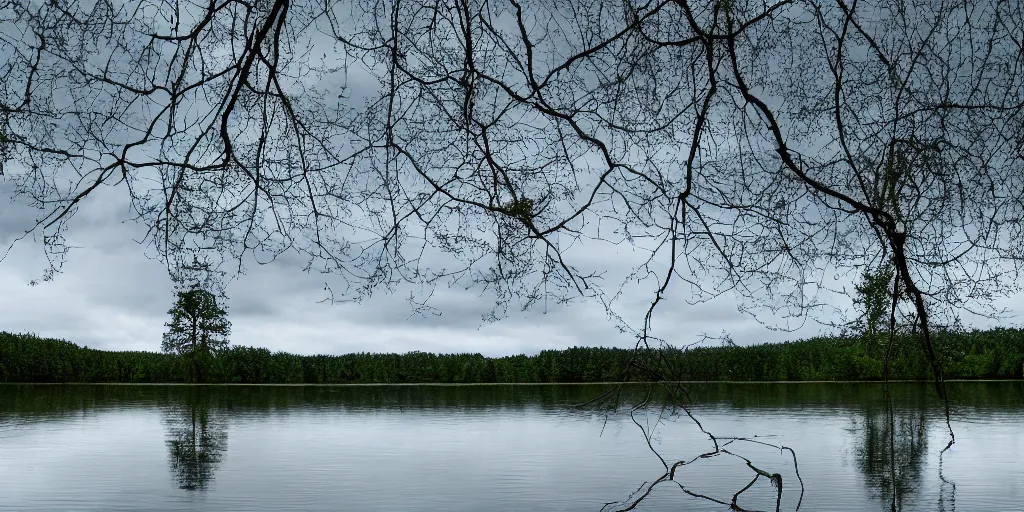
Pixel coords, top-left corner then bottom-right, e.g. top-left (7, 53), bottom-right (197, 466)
top-left (1, 382), bottom-right (1022, 511)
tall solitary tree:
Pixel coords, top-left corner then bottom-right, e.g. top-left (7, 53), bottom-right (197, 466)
top-left (162, 287), bottom-right (231, 383)
top-left (853, 263), bottom-right (896, 358)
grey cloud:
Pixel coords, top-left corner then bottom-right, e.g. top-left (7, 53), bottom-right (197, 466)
top-left (3, 171), bottom-right (1019, 359)
top-left (0, 188), bottom-right (829, 357)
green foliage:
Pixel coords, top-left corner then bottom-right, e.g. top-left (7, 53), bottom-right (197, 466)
top-left (2, 328), bottom-right (1023, 384)
top-left (162, 288), bottom-right (231, 383)
top-left (853, 263), bottom-right (896, 358)
top-left (504, 197), bottom-right (535, 221)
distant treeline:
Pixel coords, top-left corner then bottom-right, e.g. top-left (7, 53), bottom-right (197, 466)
top-left (1, 328), bottom-right (1023, 384)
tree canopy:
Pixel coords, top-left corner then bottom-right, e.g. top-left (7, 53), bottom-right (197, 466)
top-left (2, 0), bottom-right (1020, 340)
top-left (163, 287), bottom-right (231, 382)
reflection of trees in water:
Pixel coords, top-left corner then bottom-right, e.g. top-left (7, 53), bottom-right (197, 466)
top-left (163, 389), bottom-right (228, 491)
top-left (853, 389), bottom-right (929, 512)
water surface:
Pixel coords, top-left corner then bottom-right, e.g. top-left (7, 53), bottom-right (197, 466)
top-left (1, 382), bottom-right (1021, 511)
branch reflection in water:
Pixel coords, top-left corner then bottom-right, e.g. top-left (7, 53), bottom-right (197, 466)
top-left (582, 380), bottom-right (971, 512)
top-left (575, 382), bottom-right (804, 512)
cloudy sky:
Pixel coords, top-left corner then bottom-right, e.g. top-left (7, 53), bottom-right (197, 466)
top-left (2, 1), bottom-right (1021, 358)
top-left (0, 177), bottom-right (854, 357)
top-left (3, 180), bottom-right (1021, 358)
top-left (0, 1), bottom-right (826, 358)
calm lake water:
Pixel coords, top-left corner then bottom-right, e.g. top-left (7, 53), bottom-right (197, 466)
top-left (1, 382), bottom-right (1022, 511)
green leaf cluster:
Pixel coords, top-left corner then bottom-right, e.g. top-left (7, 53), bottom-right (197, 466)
top-left (504, 197), bottom-right (535, 221)
top-left (853, 263), bottom-right (896, 357)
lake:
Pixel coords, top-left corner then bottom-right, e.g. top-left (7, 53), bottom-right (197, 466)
top-left (1, 382), bottom-right (1022, 511)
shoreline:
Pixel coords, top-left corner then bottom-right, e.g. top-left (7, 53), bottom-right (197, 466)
top-left (3, 379), bottom-right (1021, 386)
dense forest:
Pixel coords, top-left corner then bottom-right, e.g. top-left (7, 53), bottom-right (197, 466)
top-left (1, 329), bottom-right (1023, 384)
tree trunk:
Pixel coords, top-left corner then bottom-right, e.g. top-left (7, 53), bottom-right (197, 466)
top-left (191, 315), bottom-right (199, 383)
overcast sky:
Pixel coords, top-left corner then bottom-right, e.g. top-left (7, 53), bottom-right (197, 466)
top-left (0, 2), bottom-right (827, 358)
top-left (0, 177), bottom-right (856, 357)
top-left (2, 1), bottom-right (1021, 357)
top-left (3, 180), bottom-right (1021, 357)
